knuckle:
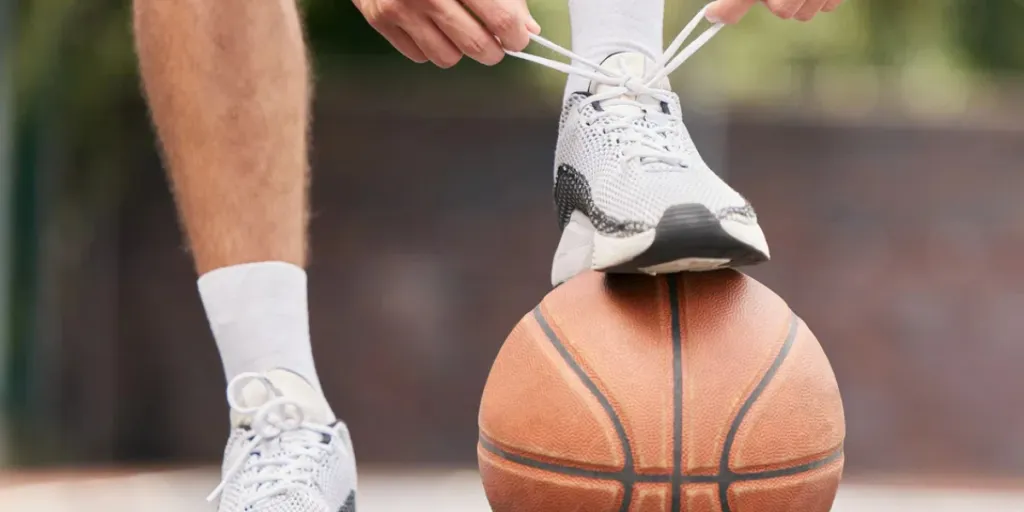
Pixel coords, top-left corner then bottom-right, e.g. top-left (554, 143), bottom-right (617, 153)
top-left (373, 0), bottom-right (401, 20)
top-left (768, 0), bottom-right (800, 18)
top-left (488, 7), bottom-right (518, 32)
top-left (463, 37), bottom-right (488, 56)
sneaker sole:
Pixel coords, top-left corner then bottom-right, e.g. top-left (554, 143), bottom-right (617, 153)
top-left (551, 204), bottom-right (770, 285)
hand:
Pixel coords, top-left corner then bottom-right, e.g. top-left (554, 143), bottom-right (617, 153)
top-left (354, 0), bottom-right (540, 68)
top-left (707, 0), bottom-right (843, 24)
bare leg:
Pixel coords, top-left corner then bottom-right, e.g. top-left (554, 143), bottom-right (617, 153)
top-left (134, 0), bottom-right (309, 273)
top-left (134, 0), bottom-right (326, 396)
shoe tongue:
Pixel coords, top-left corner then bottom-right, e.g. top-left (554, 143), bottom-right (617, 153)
top-left (231, 369), bottom-right (335, 428)
top-left (589, 52), bottom-right (671, 116)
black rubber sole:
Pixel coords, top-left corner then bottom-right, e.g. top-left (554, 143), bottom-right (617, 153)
top-left (603, 204), bottom-right (769, 274)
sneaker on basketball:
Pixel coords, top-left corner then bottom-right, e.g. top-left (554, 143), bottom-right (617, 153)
top-left (508, 7), bottom-right (770, 286)
top-left (207, 370), bottom-right (357, 512)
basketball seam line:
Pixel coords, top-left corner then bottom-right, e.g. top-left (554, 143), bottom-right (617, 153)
top-left (669, 276), bottom-right (684, 512)
top-left (717, 313), bottom-right (801, 512)
top-left (479, 436), bottom-right (843, 484)
top-left (532, 306), bottom-right (635, 512)
top-left (481, 302), bottom-right (842, 510)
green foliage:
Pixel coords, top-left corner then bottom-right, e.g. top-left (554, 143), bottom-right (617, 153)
top-left (956, 0), bottom-right (1024, 72)
top-left (304, 0), bottom-right (396, 58)
top-left (14, 0), bottom-right (138, 227)
top-left (14, 0), bottom-right (1024, 120)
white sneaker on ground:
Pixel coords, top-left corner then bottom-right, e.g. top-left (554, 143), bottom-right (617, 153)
top-left (208, 370), bottom-right (357, 512)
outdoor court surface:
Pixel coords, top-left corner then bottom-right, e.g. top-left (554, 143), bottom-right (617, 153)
top-left (2, 467), bottom-right (1023, 511)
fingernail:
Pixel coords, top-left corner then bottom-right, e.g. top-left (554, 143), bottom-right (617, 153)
top-left (527, 16), bottom-right (541, 34)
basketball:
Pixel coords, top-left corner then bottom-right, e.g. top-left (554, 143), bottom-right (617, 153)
top-left (477, 270), bottom-right (845, 512)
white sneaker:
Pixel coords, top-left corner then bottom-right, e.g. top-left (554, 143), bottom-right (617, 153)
top-left (207, 370), bottom-right (357, 512)
top-left (508, 6), bottom-right (770, 286)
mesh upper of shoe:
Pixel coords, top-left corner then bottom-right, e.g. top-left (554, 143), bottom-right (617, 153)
top-left (510, 5), bottom-right (757, 233)
top-left (555, 88), bottom-right (752, 230)
top-left (217, 428), bottom-right (354, 512)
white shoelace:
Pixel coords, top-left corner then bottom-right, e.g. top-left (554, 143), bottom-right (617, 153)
top-left (207, 373), bottom-right (339, 508)
top-left (507, 5), bottom-right (723, 167)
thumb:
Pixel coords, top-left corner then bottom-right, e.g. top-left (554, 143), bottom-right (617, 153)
top-left (706, 0), bottom-right (760, 24)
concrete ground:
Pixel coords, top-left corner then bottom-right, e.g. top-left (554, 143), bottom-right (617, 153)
top-left (1, 468), bottom-right (1023, 511)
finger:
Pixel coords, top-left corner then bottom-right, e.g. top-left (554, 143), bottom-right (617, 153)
top-left (460, 0), bottom-right (532, 52)
top-left (764, 0), bottom-right (805, 19)
top-left (526, 16), bottom-right (541, 35)
top-left (706, 0), bottom-right (760, 24)
top-left (430, 2), bottom-right (505, 65)
top-left (376, 24), bottom-right (429, 63)
top-left (794, 0), bottom-right (829, 21)
top-left (822, 0), bottom-right (843, 12)
top-left (403, 17), bottom-right (463, 68)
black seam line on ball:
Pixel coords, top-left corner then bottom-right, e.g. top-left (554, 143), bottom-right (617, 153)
top-left (532, 306), bottom-right (635, 512)
top-left (718, 313), bottom-right (799, 512)
top-left (480, 436), bottom-right (842, 485)
top-left (668, 277), bottom-right (684, 512)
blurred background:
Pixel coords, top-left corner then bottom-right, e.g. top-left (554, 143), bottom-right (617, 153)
top-left (3, 0), bottom-right (1024, 509)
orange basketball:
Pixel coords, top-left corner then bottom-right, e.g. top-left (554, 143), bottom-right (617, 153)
top-left (477, 270), bottom-right (845, 512)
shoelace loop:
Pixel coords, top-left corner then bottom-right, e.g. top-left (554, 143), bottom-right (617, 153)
top-left (507, 5), bottom-right (724, 167)
top-left (207, 373), bottom-right (338, 509)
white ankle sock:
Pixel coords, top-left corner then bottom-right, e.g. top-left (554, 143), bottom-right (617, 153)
top-left (564, 0), bottom-right (666, 101)
top-left (198, 261), bottom-right (324, 395)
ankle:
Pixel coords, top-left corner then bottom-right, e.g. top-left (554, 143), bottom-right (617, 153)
top-left (198, 261), bottom-right (323, 391)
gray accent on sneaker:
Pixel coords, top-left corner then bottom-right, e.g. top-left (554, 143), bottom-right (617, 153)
top-left (339, 491), bottom-right (356, 512)
top-left (605, 203), bottom-right (769, 273)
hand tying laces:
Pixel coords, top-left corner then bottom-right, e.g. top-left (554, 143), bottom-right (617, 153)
top-left (207, 373), bottom-right (340, 508)
top-left (506, 5), bottom-right (724, 168)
